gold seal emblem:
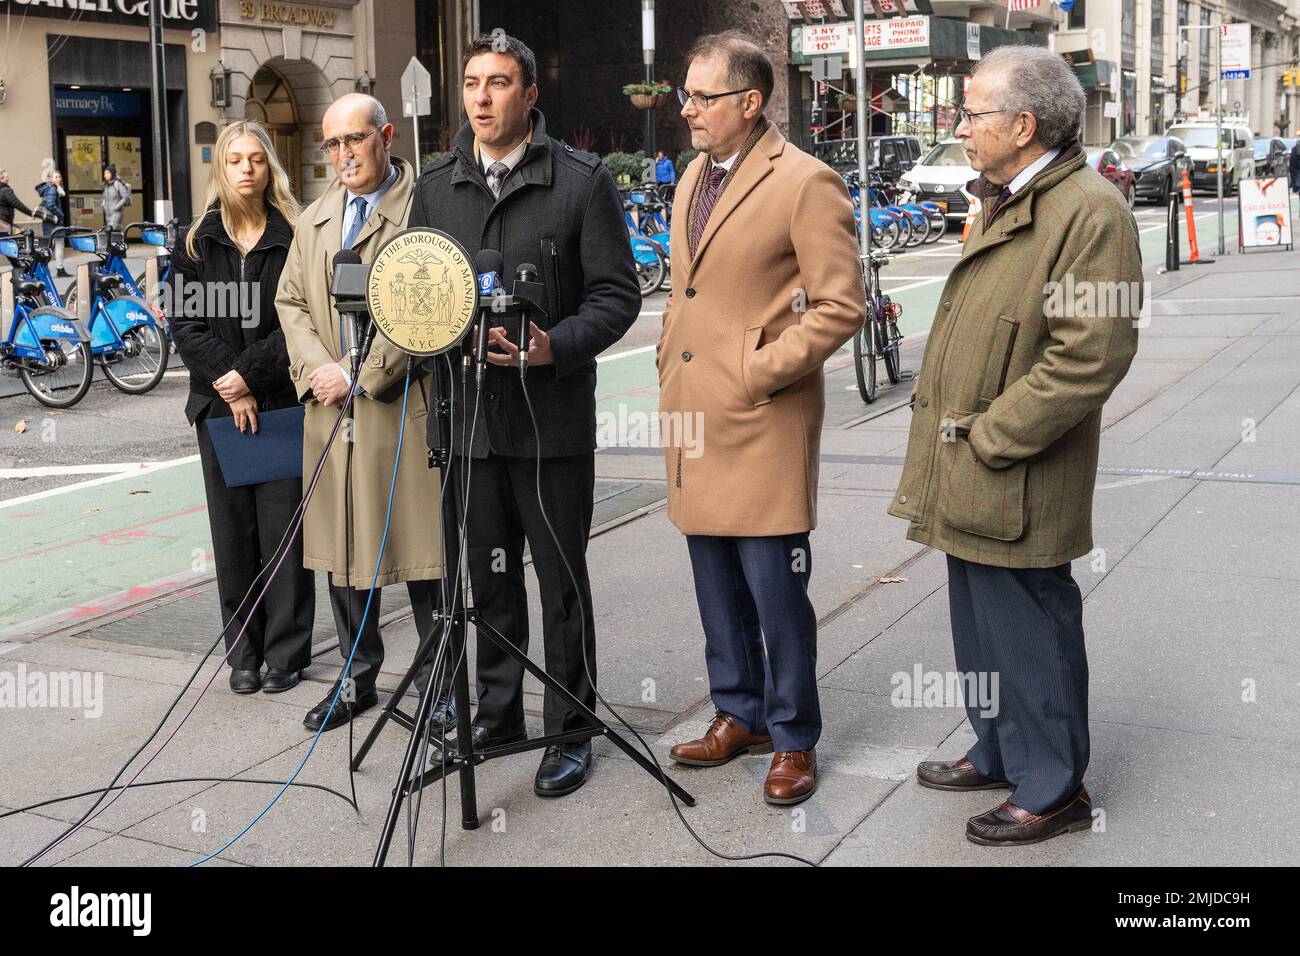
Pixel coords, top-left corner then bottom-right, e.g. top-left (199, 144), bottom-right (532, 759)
top-left (366, 228), bottom-right (479, 356)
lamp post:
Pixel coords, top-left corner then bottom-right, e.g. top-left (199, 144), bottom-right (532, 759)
top-left (854, 0), bottom-right (871, 264)
top-left (642, 0), bottom-right (655, 158)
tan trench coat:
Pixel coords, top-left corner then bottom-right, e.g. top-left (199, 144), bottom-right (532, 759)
top-left (656, 124), bottom-right (865, 536)
top-left (276, 157), bottom-right (443, 588)
top-left (888, 145), bottom-right (1141, 568)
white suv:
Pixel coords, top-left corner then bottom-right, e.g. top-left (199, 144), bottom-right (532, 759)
top-left (1165, 123), bottom-right (1255, 193)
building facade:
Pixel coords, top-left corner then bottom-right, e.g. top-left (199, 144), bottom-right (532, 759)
top-left (1056, 0), bottom-right (1300, 144)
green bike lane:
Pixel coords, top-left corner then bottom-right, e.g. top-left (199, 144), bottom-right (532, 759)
top-left (0, 204), bottom-right (1238, 631)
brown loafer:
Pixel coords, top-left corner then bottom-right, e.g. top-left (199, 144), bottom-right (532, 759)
top-left (670, 711), bottom-right (773, 767)
top-left (763, 749), bottom-right (817, 805)
top-left (966, 786), bottom-right (1093, 847)
top-left (916, 756), bottom-right (1012, 792)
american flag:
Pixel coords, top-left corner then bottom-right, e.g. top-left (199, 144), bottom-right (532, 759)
top-left (1007, 0), bottom-right (1040, 10)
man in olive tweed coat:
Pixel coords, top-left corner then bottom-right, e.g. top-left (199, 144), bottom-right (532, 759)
top-left (889, 48), bottom-right (1141, 846)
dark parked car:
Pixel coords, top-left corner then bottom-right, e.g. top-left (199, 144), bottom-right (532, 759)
top-left (813, 134), bottom-right (923, 183)
top-left (1086, 146), bottom-right (1136, 206)
top-left (1253, 137), bottom-right (1289, 178)
top-left (1110, 136), bottom-right (1188, 203)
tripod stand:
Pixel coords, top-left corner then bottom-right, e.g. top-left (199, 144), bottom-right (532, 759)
top-left (361, 354), bottom-right (695, 866)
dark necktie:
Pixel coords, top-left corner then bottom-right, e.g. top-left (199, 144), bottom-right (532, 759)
top-left (487, 161), bottom-right (510, 198)
top-left (987, 185), bottom-right (1013, 220)
top-left (342, 195), bottom-right (369, 249)
top-left (693, 164), bottom-right (729, 248)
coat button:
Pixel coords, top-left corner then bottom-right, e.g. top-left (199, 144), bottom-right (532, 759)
top-left (682, 351), bottom-right (693, 362)
top-left (899, 494), bottom-right (908, 504)
top-left (919, 397), bottom-right (929, 407)
top-left (942, 301), bottom-right (951, 310)
top-left (685, 288), bottom-right (696, 298)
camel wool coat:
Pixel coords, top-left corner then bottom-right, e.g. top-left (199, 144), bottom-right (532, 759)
top-left (276, 157), bottom-right (443, 588)
top-left (657, 124), bottom-right (865, 536)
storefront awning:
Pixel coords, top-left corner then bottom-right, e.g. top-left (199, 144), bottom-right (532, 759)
top-left (790, 16), bottom-right (1048, 69)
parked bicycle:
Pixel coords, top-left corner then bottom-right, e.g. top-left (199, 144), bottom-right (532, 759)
top-left (622, 192), bottom-right (669, 296)
top-left (1, 230), bottom-right (93, 407)
top-left (60, 224), bottom-right (170, 394)
top-left (844, 171), bottom-right (906, 251)
top-left (853, 248), bottom-right (903, 404)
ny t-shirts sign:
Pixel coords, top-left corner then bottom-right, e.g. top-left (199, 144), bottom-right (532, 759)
top-left (0, 0), bottom-right (218, 32)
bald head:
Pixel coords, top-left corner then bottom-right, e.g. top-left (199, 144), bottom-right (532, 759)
top-left (323, 93), bottom-right (394, 194)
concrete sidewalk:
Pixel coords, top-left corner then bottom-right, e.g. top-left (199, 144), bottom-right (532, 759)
top-left (2, 243), bottom-right (1297, 867)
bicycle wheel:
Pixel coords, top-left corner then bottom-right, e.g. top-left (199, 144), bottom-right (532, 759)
top-left (880, 299), bottom-right (902, 385)
top-left (101, 323), bottom-right (169, 393)
top-left (893, 214), bottom-right (913, 248)
top-left (853, 299), bottom-right (879, 404)
top-left (634, 245), bottom-right (666, 296)
top-left (20, 338), bottom-right (94, 408)
top-left (873, 217), bottom-right (901, 251)
top-left (925, 211), bottom-right (947, 243)
top-left (906, 212), bottom-right (930, 246)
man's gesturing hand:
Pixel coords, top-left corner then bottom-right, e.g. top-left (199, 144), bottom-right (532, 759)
top-left (309, 362), bottom-right (351, 406)
top-left (486, 322), bottom-right (554, 367)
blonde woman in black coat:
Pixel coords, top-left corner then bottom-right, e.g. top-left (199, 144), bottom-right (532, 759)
top-left (171, 121), bottom-right (315, 694)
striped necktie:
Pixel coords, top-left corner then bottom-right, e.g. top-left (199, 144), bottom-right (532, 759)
top-left (693, 164), bottom-right (729, 248)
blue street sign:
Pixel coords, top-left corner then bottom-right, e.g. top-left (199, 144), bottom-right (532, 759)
top-left (1221, 69), bottom-right (1251, 80)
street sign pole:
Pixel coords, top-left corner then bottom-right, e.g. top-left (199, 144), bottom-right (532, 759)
top-left (1216, 26), bottom-right (1225, 255)
top-left (855, 0), bottom-right (871, 265)
top-left (147, 0), bottom-right (172, 224)
top-left (401, 57), bottom-right (433, 174)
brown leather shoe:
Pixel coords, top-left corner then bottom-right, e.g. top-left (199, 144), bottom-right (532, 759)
top-left (763, 750), bottom-right (817, 805)
top-left (670, 711), bottom-right (773, 766)
top-left (966, 786), bottom-right (1093, 846)
top-left (916, 756), bottom-right (1012, 792)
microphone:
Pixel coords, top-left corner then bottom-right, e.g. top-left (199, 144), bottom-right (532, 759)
top-left (473, 248), bottom-right (504, 388)
top-left (512, 262), bottom-right (546, 379)
top-left (331, 248), bottom-right (369, 380)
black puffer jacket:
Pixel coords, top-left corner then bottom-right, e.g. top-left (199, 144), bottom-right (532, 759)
top-left (170, 202), bottom-right (298, 424)
top-left (408, 108), bottom-right (641, 458)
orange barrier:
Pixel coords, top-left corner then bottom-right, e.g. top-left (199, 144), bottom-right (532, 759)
top-left (1181, 169), bottom-right (1199, 263)
top-left (961, 194), bottom-right (981, 241)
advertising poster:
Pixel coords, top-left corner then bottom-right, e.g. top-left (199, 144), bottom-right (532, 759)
top-left (1238, 178), bottom-right (1292, 249)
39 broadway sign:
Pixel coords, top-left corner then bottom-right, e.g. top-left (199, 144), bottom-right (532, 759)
top-left (0, 0), bottom-right (218, 32)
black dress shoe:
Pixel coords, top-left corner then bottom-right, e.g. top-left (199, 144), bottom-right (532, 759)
top-left (426, 693), bottom-right (457, 734)
top-left (966, 786), bottom-right (1094, 847)
top-left (917, 756), bottom-right (1012, 792)
top-left (229, 668), bottom-right (262, 694)
top-left (534, 741), bottom-right (592, 797)
top-left (261, 667), bottom-right (302, 694)
top-left (427, 723), bottom-right (526, 765)
top-left (303, 682), bottom-right (378, 732)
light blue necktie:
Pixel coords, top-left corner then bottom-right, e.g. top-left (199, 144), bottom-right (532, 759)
top-left (342, 194), bottom-right (369, 249)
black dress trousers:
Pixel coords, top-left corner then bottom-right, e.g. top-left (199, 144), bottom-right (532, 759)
top-left (195, 416), bottom-right (314, 672)
top-left (326, 577), bottom-right (451, 699)
top-left (460, 451), bottom-right (597, 736)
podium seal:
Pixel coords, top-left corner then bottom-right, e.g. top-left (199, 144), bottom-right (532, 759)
top-left (366, 228), bottom-right (479, 356)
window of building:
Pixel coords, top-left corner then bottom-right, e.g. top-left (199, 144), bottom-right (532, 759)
top-left (1122, 0), bottom-right (1137, 69)
top-left (1199, 7), bottom-right (1211, 85)
top-left (1068, 0), bottom-right (1086, 31)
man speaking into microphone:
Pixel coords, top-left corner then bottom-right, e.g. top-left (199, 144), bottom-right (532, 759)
top-left (409, 33), bottom-right (639, 796)
top-left (277, 93), bottom-right (449, 733)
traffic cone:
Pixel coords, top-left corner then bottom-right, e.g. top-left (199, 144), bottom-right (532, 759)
top-left (961, 194), bottom-right (981, 242)
top-left (1181, 170), bottom-right (1200, 263)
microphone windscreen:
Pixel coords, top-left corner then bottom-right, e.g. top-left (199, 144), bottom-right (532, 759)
top-left (515, 261), bottom-right (539, 282)
top-left (333, 248), bottom-right (363, 268)
top-left (475, 248), bottom-right (504, 277)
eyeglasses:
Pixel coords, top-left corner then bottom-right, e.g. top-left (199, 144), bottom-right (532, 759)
top-left (676, 87), bottom-right (752, 111)
top-left (320, 129), bottom-right (377, 155)
top-left (958, 107), bottom-right (1009, 125)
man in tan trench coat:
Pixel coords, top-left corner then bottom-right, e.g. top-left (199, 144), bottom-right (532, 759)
top-left (277, 94), bottom-right (445, 732)
top-left (890, 48), bottom-right (1141, 846)
top-left (658, 33), bottom-right (864, 805)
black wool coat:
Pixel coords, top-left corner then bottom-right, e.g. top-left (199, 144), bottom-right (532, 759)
top-left (170, 203), bottom-right (299, 424)
top-left (408, 108), bottom-right (641, 458)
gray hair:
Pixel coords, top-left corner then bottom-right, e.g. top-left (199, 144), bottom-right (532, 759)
top-left (972, 46), bottom-right (1085, 149)
top-left (365, 95), bottom-right (388, 129)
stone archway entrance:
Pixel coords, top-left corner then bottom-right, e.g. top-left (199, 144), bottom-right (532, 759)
top-left (245, 62), bottom-right (303, 198)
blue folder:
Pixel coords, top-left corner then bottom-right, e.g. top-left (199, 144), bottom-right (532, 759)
top-left (206, 405), bottom-right (305, 488)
